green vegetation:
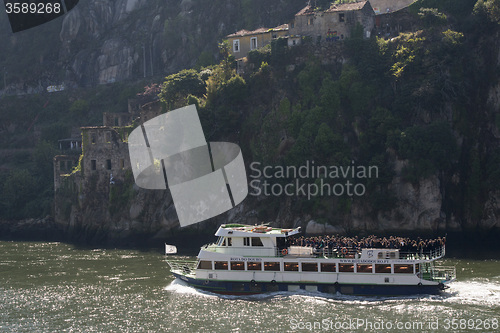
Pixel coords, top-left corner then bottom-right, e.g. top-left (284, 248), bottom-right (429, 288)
top-left (0, 141), bottom-right (56, 219)
top-left (160, 69), bottom-right (206, 108)
top-left (0, 81), bottom-right (144, 220)
top-left (2, 0), bottom-right (500, 229)
top-left (149, 0), bottom-right (500, 224)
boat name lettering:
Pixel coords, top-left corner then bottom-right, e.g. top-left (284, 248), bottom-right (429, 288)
top-left (229, 257), bottom-right (262, 261)
top-left (338, 259), bottom-right (416, 263)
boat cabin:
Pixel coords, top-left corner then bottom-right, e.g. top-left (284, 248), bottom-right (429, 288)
top-left (206, 224), bottom-right (301, 257)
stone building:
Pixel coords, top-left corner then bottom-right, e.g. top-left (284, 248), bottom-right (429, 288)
top-left (369, 0), bottom-right (417, 14)
top-left (80, 126), bottom-right (131, 180)
top-left (53, 155), bottom-right (80, 191)
top-left (289, 1), bottom-right (375, 42)
top-left (53, 95), bottom-right (165, 194)
top-left (226, 24), bottom-right (289, 59)
top-left (53, 125), bottom-right (132, 193)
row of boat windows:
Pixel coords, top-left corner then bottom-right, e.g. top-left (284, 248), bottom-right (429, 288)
top-left (197, 261), bottom-right (417, 274)
top-left (217, 237), bottom-right (264, 247)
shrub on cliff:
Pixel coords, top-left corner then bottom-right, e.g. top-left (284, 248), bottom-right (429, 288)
top-left (160, 69), bottom-right (206, 108)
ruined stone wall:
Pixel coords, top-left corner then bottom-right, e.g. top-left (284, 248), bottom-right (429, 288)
top-left (359, 3), bottom-right (376, 37)
top-left (53, 155), bottom-right (80, 191)
top-left (81, 127), bottom-right (131, 183)
top-left (290, 5), bottom-right (375, 41)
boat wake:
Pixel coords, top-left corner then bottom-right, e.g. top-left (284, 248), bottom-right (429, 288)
top-left (164, 279), bottom-right (290, 300)
top-left (164, 279), bottom-right (212, 297)
top-left (441, 280), bottom-right (500, 307)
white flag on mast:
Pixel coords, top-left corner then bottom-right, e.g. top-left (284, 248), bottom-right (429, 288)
top-left (165, 244), bottom-right (177, 254)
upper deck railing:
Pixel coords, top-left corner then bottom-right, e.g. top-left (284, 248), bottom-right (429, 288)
top-left (202, 242), bottom-right (447, 261)
top-left (294, 245), bottom-right (446, 261)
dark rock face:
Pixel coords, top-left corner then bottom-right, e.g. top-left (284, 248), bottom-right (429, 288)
top-left (1, 0), bottom-right (307, 93)
top-left (0, 217), bottom-right (64, 241)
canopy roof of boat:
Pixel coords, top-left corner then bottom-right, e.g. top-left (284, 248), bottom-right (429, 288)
top-left (215, 224), bottom-right (301, 238)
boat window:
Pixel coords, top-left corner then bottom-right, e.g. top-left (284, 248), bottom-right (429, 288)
top-left (264, 262), bottom-right (280, 271)
top-left (221, 238), bottom-right (226, 247)
top-left (247, 262), bottom-right (262, 270)
top-left (356, 264), bottom-right (373, 273)
top-left (230, 261), bottom-right (245, 270)
top-left (378, 252), bottom-right (384, 259)
top-left (284, 262), bottom-right (299, 271)
top-left (251, 237), bottom-right (264, 246)
top-left (214, 261), bottom-right (228, 270)
top-left (375, 264), bottom-right (392, 273)
top-left (320, 263), bottom-right (336, 272)
top-left (302, 262), bottom-right (318, 272)
top-left (415, 265), bottom-right (420, 273)
top-left (197, 260), bottom-right (212, 270)
top-left (394, 264), bottom-right (413, 274)
top-left (244, 237), bottom-right (250, 246)
top-left (217, 237), bottom-right (224, 246)
top-left (227, 237), bottom-right (232, 246)
top-left (339, 264), bottom-right (354, 272)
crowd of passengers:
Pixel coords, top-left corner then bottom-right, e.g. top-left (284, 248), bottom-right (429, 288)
top-left (288, 235), bottom-right (446, 253)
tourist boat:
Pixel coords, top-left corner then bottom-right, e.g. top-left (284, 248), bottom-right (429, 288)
top-left (165, 224), bottom-right (456, 295)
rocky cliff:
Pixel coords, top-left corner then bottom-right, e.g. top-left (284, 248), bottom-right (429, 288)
top-left (3, 0), bottom-right (500, 247)
top-left (0, 0), bottom-right (306, 94)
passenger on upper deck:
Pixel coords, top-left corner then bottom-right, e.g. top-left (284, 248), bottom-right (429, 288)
top-left (288, 234), bottom-right (446, 253)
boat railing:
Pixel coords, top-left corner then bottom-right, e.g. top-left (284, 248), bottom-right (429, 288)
top-left (421, 265), bottom-right (456, 282)
top-left (166, 259), bottom-right (198, 275)
top-left (398, 245), bottom-right (446, 260)
top-left (201, 242), bottom-right (446, 260)
top-left (283, 245), bottom-right (447, 260)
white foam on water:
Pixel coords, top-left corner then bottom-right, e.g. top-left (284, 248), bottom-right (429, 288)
top-left (164, 278), bottom-right (218, 298)
top-left (163, 277), bottom-right (500, 311)
top-left (443, 280), bottom-right (500, 306)
top-left (164, 279), bottom-right (319, 301)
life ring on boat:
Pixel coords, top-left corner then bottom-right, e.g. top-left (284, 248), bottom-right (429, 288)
top-left (341, 248), bottom-right (348, 255)
top-left (282, 249), bottom-right (288, 256)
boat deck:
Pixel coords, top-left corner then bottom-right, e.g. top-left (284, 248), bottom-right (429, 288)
top-left (201, 244), bottom-right (447, 261)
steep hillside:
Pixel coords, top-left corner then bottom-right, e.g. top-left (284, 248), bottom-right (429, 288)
top-left (0, 0), bottom-right (305, 224)
top-left (2, 0), bottom-right (500, 247)
top-left (0, 0), bottom-right (306, 93)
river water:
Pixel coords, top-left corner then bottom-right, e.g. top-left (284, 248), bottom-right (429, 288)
top-left (0, 241), bottom-right (498, 333)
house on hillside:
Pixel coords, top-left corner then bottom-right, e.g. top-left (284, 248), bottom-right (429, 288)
top-left (289, 1), bottom-right (375, 42)
top-left (226, 24), bottom-right (289, 59)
